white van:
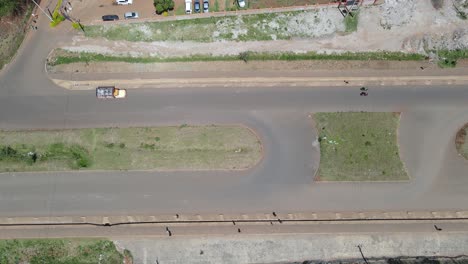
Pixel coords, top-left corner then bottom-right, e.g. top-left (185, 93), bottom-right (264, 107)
top-left (185, 0), bottom-right (192, 14)
top-left (116, 0), bottom-right (133, 5)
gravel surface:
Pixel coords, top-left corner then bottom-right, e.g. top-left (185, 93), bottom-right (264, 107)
top-left (60, 1), bottom-right (468, 58)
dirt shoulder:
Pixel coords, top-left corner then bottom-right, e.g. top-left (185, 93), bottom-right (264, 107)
top-left (46, 59), bottom-right (468, 90)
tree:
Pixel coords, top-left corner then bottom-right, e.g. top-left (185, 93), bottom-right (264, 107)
top-left (154, 0), bottom-right (174, 14)
top-left (0, 0), bottom-right (28, 17)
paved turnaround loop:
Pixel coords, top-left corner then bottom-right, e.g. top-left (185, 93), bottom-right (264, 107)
top-left (0, 12), bottom-right (467, 219)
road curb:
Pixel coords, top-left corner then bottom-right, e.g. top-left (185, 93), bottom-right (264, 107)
top-left (50, 75), bottom-right (468, 90)
top-left (2, 210), bottom-right (468, 226)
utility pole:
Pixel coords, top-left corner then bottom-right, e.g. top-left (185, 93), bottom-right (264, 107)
top-left (30, 0), bottom-right (53, 21)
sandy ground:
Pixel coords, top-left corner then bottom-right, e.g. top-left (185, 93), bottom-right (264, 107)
top-left (59, 0), bottom-right (468, 59)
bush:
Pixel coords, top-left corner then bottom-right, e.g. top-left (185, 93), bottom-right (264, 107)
top-left (72, 22), bottom-right (81, 29)
top-left (69, 144), bottom-right (91, 168)
top-left (154, 0), bottom-right (174, 14)
top-left (239, 51), bottom-right (250, 63)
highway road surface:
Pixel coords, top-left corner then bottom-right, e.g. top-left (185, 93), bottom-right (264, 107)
top-left (0, 11), bottom-right (467, 218)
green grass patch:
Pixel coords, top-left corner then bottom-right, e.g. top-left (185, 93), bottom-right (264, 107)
top-left (0, 126), bottom-right (262, 172)
top-left (344, 12), bottom-right (358, 33)
top-left (315, 112), bottom-right (408, 181)
top-left (48, 49), bottom-right (426, 66)
top-left (0, 239), bottom-right (128, 264)
top-left (436, 49), bottom-right (468, 68)
top-left (455, 123), bottom-right (468, 160)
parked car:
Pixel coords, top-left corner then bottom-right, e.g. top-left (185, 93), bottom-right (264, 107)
top-left (237, 0), bottom-right (245, 7)
top-left (102, 15), bottom-right (119, 21)
top-left (124, 12), bottom-right (139, 19)
top-left (203, 0), bottom-right (209, 12)
top-left (185, 0), bottom-right (192, 14)
top-left (116, 0), bottom-right (133, 5)
top-left (194, 0), bottom-right (201, 13)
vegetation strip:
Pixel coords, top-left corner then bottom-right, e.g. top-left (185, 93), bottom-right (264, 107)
top-left (0, 126), bottom-right (262, 172)
top-left (0, 239), bottom-right (131, 264)
top-left (0, 2), bottom-right (33, 70)
top-left (455, 123), bottom-right (468, 160)
top-left (48, 49), bottom-right (427, 66)
top-left (314, 112), bottom-right (408, 181)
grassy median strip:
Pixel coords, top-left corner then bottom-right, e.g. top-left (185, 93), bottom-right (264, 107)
top-left (0, 239), bottom-right (129, 264)
top-left (314, 112), bottom-right (408, 181)
top-left (0, 126), bottom-right (262, 172)
top-left (48, 49), bottom-right (426, 66)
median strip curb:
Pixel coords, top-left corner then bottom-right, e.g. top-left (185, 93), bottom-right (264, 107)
top-left (51, 75), bottom-right (468, 90)
top-left (2, 210), bottom-right (468, 226)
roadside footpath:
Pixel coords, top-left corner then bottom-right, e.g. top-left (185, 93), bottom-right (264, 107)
top-left (47, 60), bottom-right (468, 90)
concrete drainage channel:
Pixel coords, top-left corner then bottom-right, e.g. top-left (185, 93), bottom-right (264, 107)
top-left (2, 210), bottom-right (468, 227)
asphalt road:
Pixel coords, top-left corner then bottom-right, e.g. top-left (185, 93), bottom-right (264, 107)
top-left (0, 14), bottom-right (467, 218)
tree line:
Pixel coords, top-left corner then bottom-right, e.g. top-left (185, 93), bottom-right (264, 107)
top-left (0, 0), bottom-right (31, 17)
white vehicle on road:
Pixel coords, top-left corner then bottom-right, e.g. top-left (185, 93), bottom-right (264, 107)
top-left (116, 0), bottom-right (133, 5)
top-left (124, 12), bottom-right (139, 19)
top-left (96, 86), bottom-right (127, 99)
top-left (185, 0), bottom-right (192, 14)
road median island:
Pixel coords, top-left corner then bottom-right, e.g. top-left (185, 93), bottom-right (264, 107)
top-left (314, 112), bottom-right (409, 182)
top-left (455, 123), bottom-right (468, 160)
top-left (0, 126), bottom-right (262, 172)
top-left (0, 238), bottom-right (131, 264)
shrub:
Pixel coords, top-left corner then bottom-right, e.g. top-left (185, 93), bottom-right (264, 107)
top-left (154, 0), bottom-right (174, 14)
top-left (72, 22), bottom-right (81, 30)
top-left (239, 51), bottom-right (250, 63)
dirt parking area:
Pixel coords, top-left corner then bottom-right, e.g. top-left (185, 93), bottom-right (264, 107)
top-left (68, 0), bottom-right (341, 23)
top-left (68, 0), bottom-right (156, 23)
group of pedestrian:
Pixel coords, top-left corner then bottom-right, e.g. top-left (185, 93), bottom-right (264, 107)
top-left (343, 80), bottom-right (369, 96)
top-left (360, 87), bottom-right (368, 96)
top-left (30, 13), bottom-right (38, 30)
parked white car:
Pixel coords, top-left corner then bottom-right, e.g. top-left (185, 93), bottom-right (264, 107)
top-left (116, 0), bottom-right (133, 5)
top-left (238, 0), bottom-right (245, 7)
top-left (185, 0), bottom-right (192, 14)
top-left (124, 12), bottom-right (139, 19)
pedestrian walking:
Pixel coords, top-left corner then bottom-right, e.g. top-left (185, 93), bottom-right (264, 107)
top-left (434, 225), bottom-right (442, 231)
top-left (33, 19), bottom-right (37, 23)
top-left (237, 228), bottom-right (241, 233)
top-left (360, 92), bottom-right (368, 96)
top-left (272, 212), bottom-right (277, 217)
top-left (166, 227), bottom-right (172, 236)
top-left (360, 87), bottom-right (368, 91)
top-left (344, 80), bottom-right (349, 84)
